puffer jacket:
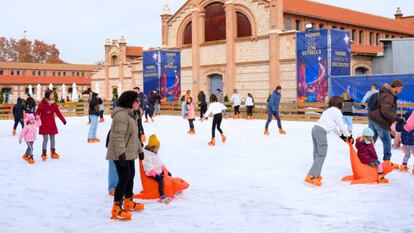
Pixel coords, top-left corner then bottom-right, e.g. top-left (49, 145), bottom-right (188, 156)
top-left (356, 138), bottom-right (378, 165)
top-left (106, 107), bottom-right (143, 161)
top-left (368, 84), bottom-right (398, 130)
top-left (142, 149), bottom-right (164, 176)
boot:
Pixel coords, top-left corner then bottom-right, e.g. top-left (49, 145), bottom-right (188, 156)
top-left (41, 150), bottom-right (47, 161)
top-left (412, 168), bottom-right (414, 175)
top-left (22, 154), bottom-right (30, 162)
top-left (108, 189), bottom-right (115, 196)
top-left (279, 128), bottom-right (287, 135)
top-left (187, 129), bottom-right (192, 135)
top-left (400, 164), bottom-right (409, 172)
top-left (384, 160), bottom-right (399, 170)
top-left (99, 118), bottom-right (105, 123)
top-left (191, 128), bottom-right (196, 135)
top-left (28, 155), bottom-right (35, 164)
top-left (208, 138), bottom-right (216, 146)
top-left (123, 197), bottom-right (144, 211)
top-left (305, 175), bottom-right (322, 186)
top-left (50, 148), bottom-right (60, 159)
top-left (378, 173), bottom-right (389, 184)
top-left (158, 195), bottom-right (172, 205)
top-left (111, 201), bottom-right (131, 220)
top-left (12, 129), bottom-right (16, 136)
top-left (87, 139), bottom-right (92, 143)
top-left (221, 134), bottom-right (227, 143)
top-left (264, 129), bottom-right (270, 136)
top-left (92, 138), bottom-right (101, 143)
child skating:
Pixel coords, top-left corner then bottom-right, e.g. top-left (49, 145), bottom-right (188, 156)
top-left (19, 113), bottom-right (42, 164)
top-left (143, 135), bottom-right (172, 204)
top-left (202, 94), bottom-right (227, 146)
top-left (185, 97), bottom-right (196, 135)
top-left (396, 111), bottom-right (414, 173)
top-left (355, 127), bottom-right (388, 183)
top-left (305, 96), bottom-right (352, 186)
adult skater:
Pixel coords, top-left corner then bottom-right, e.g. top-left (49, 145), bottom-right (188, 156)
top-left (361, 83), bottom-right (379, 106)
top-left (202, 94), bottom-right (227, 146)
top-left (106, 91), bottom-right (144, 220)
top-left (25, 94), bottom-right (36, 114)
top-left (87, 92), bottom-right (100, 143)
top-left (230, 89), bottom-right (241, 119)
top-left (245, 93), bottom-right (254, 119)
top-left (264, 86), bottom-right (286, 135)
top-left (198, 91), bottom-right (208, 120)
top-left (36, 90), bottom-right (67, 161)
top-left (12, 97), bottom-right (25, 136)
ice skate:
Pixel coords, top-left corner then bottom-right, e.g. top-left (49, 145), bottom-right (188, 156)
top-left (123, 198), bottom-right (144, 211)
top-left (22, 154), bottom-right (30, 162)
top-left (221, 134), bottom-right (226, 143)
top-left (41, 150), bottom-right (47, 161)
top-left (378, 173), bottom-right (389, 184)
top-left (12, 129), bottom-right (16, 136)
top-left (400, 164), bottom-right (409, 172)
top-left (264, 129), bottom-right (270, 136)
top-left (50, 148), bottom-right (60, 159)
top-left (279, 128), bottom-right (286, 135)
top-left (208, 138), bottom-right (216, 146)
top-left (384, 160), bottom-right (399, 170)
top-left (305, 175), bottom-right (322, 186)
top-left (158, 195), bottom-right (172, 205)
top-left (111, 201), bottom-right (131, 221)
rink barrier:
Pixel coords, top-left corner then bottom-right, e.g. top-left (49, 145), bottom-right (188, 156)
top-left (0, 102), bottom-right (412, 123)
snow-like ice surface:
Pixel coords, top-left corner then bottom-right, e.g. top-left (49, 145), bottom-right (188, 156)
top-left (1, 116), bottom-right (414, 233)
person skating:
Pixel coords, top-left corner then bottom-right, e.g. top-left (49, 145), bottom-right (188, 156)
top-left (230, 89), bottom-right (241, 119)
top-left (245, 93), bottom-right (254, 119)
top-left (305, 96), bottom-right (352, 186)
top-left (154, 90), bottom-right (161, 117)
top-left (25, 94), bottom-right (36, 114)
top-left (342, 91), bottom-right (363, 135)
top-left (144, 93), bottom-right (155, 123)
top-left (185, 97), bottom-right (196, 135)
top-left (355, 127), bottom-right (388, 183)
top-left (202, 94), bottom-right (227, 146)
top-left (198, 91), bottom-right (208, 120)
top-left (12, 97), bottom-right (25, 136)
top-left (396, 111), bottom-right (414, 174)
top-left (88, 92), bottom-right (100, 143)
top-left (19, 113), bottom-right (42, 164)
top-left (142, 135), bottom-right (173, 204)
top-left (106, 91), bottom-right (145, 220)
top-left (98, 97), bottom-right (105, 123)
top-left (264, 86), bottom-right (286, 135)
top-left (368, 80), bottom-right (404, 169)
top-left (133, 87), bottom-right (147, 145)
top-left (36, 90), bottom-right (67, 161)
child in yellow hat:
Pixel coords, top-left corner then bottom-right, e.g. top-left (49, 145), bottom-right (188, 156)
top-left (143, 135), bottom-right (172, 204)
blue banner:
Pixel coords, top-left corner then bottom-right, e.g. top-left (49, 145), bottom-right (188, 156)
top-left (296, 29), bottom-right (329, 103)
top-left (160, 51), bottom-right (181, 101)
top-left (330, 30), bottom-right (351, 76)
top-left (143, 51), bottom-right (160, 98)
top-left (330, 74), bottom-right (414, 104)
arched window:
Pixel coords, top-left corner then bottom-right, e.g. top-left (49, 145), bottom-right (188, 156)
top-left (236, 12), bottom-right (252, 38)
top-left (183, 21), bottom-right (192, 45)
top-left (205, 2), bottom-right (226, 42)
top-left (355, 67), bottom-right (369, 75)
top-left (111, 55), bottom-right (118, 66)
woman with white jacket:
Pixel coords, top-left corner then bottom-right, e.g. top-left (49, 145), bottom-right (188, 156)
top-left (245, 93), bottom-right (254, 119)
top-left (230, 89), bottom-right (242, 119)
top-left (202, 94), bottom-right (227, 146)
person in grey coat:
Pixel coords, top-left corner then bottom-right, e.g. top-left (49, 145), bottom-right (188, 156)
top-left (264, 86), bottom-right (286, 135)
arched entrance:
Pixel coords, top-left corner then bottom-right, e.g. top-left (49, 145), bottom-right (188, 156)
top-left (209, 74), bottom-right (223, 97)
top-left (355, 67), bottom-right (369, 75)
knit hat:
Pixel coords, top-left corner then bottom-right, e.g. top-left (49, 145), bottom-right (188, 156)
top-left (362, 127), bottom-right (374, 137)
top-left (26, 113), bottom-right (35, 121)
top-left (148, 135), bottom-right (160, 148)
top-left (391, 79), bottom-right (403, 88)
top-left (276, 86), bottom-right (282, 91)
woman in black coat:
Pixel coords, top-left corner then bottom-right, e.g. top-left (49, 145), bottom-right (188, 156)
top-left (12, 97), bottom-right (25, 135)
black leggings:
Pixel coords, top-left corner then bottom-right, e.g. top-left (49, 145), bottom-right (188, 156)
top-left (246, 106), bottom-right (253, 117)
top-left (152, 174), bottom-right (165, 197)
top-left (188, 119), bottom-right (195, 129)
top-left (200, 103), bottom-right (207, 119)
top-left (114, 160), bottom-right (135, 202)
top-left (234, 106), bottom-right (240, 115)
top-left (13, 118), bottom-right (24, 130)
top-left (212, 113), bottom-right (223, 138)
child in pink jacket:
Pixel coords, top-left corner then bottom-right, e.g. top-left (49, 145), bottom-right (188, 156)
top-left (19, 113), bottom-right (42, 164)
top-left (185, 97), bottom-right (196, 135)
top-left (404, 112), bottom-right (414, 132)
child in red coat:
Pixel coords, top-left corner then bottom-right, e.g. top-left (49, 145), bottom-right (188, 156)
top-left (356, 127), bottom-right (388, 183)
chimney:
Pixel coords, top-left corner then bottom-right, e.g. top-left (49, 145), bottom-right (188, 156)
top-left (395, 7), bottom-right (403, 19)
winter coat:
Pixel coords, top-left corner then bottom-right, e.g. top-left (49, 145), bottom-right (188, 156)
top-left (142, 149), bottom-right (164, 176)
top-left (231, 93), bottom-right (241, 106)
top-left (19, 119), bottom-right (42, 143)
top-left (13, 101), bottom-right (25, 120)
top-left (36, 99), bottom-right (66, 135)
top-left (396, 112), bottom-right (414, 146)
top-left (106, 107), bottom-right (143, 161)
top-left (368, 84), bottom-right (398, 130)
top-left (245, 97), bottom-right (254, 107)
top-left (186, 102), bottom-right (196, 120)
top-left (89, 98), bottom-right (100, 116)
top-left (405, 112), bottom-right (414, 132)
top-left (342, 99), bottom-right (360, 116)
top-left (356, 138), bottom-right (378, 165)
top-left (267, 91), bottom-right (281, 112)
top-left (198, 92), bottom-right (207, 105)
top-left (204, 102), bottom-right (227, 117)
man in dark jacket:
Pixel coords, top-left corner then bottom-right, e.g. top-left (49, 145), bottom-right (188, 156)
top-left (133, 87), bottom-right (146, 145)
top-left (12, 97), bottom-right (25, 136)
top-left (264, 86), bottom-right (286, 135)
top-left (198, 91), bottom-right (207, 120)
top-left (25, 94), bottom-right (36, 113)
top-left (368, 80), bottom-right (404, 166)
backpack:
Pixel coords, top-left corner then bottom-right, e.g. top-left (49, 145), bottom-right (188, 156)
top-left (367, 92), bottom-right (379, 111)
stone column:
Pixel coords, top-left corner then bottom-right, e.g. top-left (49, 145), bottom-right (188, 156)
top-left (225, 0), bottom-right (236, 96)
top-left (161, 4), bottom-right (172, 48)
top-left (269, 0), bottom-right (284, 91)
top-left (104, 39), bottom-right (111, 100)
top-left (191, 0), bottom-right (201, 97)
top-left (119, 37), bottom-right (127, 92)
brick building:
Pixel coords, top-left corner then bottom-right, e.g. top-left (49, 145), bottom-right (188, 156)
top-left (92, 0), bottom-right (414, 102)
top-left (0, 62), bottom-right (97, 103)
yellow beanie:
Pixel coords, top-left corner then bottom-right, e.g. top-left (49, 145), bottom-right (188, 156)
top-left (148, 135), bottom-right (160, 147)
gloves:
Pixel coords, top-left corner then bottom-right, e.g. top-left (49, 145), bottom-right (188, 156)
top-left (348, 135), bottom-right (354, 144)
top-left (149, 169), bottom-right (157, 177)
top-left (140, 134), bottom-right (146, 143)
top-left (139, 151), bottom-right (144, 161)
top-left (119, 153), bottom-right (126, 166)
top-left (339, 134), bottom-right (348, 142)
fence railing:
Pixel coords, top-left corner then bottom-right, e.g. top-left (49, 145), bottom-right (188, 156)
top-left (1, 101), bottom-right (413, 124)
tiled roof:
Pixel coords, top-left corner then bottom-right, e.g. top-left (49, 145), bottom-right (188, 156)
top-left (0, 62), bottom-right (97, 71)
top-left (126, 46), bottom-right (143, 57)
top-left (284, 0), bottom-right (414, 36)
top-left (0, 76), bottom-right (91, 85)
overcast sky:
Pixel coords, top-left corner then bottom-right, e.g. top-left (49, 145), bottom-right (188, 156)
top-left (1, 0), bottom-right (413, 64)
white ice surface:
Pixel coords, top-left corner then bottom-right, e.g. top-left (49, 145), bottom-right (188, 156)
top-left (0, 116), bottom-right (414, 233)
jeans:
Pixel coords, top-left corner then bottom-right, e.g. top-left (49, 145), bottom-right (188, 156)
top-left (108, 160), bottom-right (119, 193)
top-left (265, 110), bottom-right (282, 130)
top-left (25, 142), bottom-right (34, 156)
top-left (342, 116), bottom-right (353, 131)
top-left (369, 120), bottom-right (392, 161)
top-left (188, 119), bottom-right (195, 129)
top-left (88, 115), bottom-right (99, 139)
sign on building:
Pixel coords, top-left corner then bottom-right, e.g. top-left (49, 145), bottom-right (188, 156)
top-left (296, 29), bottom-right (351, 103)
